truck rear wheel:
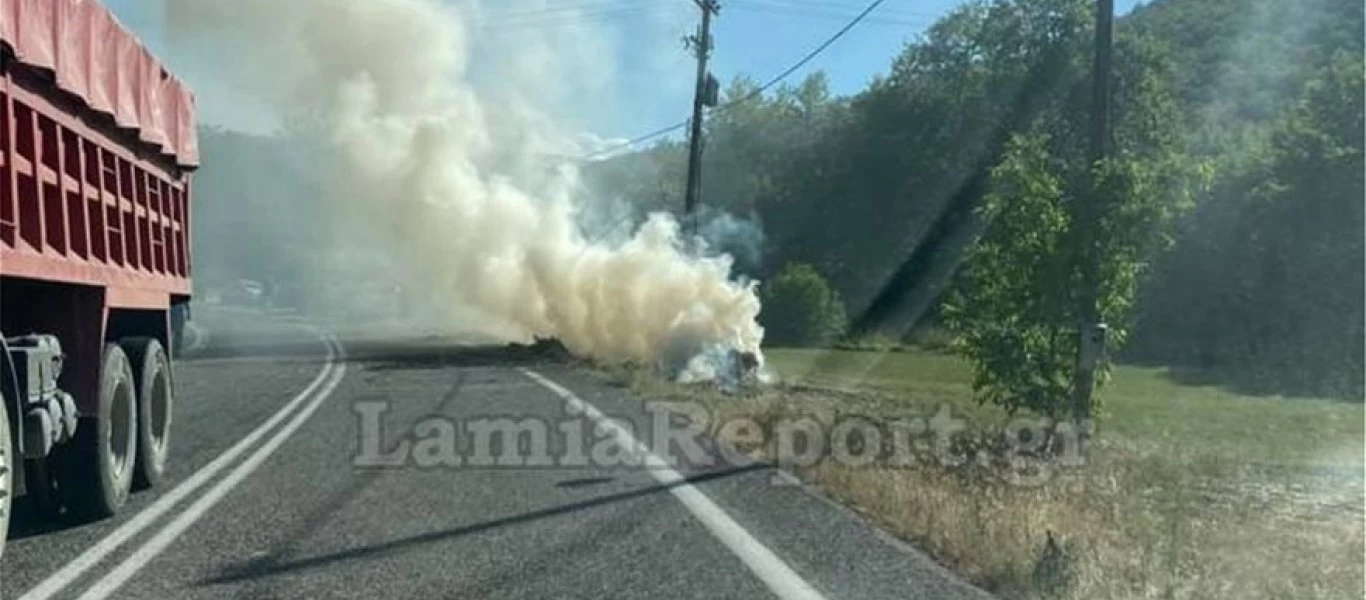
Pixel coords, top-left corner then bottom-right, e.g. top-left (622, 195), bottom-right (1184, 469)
top-left (0, 394), bottom-right (12, 561)
top-left (122, 337), bottom-right (172, 489)
top-left (52, 343), bottom-right (138, 520)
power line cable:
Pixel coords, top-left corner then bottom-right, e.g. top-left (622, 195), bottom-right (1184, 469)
top-left (485, 0), bottom-right (666, 20)
top-left (716, 0), bottom-right (888, 109)
top-left (746, 0), bottom-right (889, 7)
top-left (732, 0), bottom-right (930, 20)
top-left (727, 4), bottom-right (924, 27)
top-left (482, 4), bottom-right (676, 29)
top-left (579, 0), bottom-right (888, 159)
top-left (580, 121), bottom-right (691, 160)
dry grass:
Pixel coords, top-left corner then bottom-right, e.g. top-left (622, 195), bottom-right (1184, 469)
top-left (602, 349), bottom-right (1366, 600)
top-left (804, 450), bottom-right (1363, 599)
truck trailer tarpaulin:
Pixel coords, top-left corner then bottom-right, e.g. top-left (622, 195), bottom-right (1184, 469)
top-left (0, 0), bottom-right (198, 168)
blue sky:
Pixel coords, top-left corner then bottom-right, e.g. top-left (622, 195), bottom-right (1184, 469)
top-left (105, 0), bottom-right (1144, 141)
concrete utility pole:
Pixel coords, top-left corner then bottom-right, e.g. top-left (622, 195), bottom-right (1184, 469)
top-left (684, 0), bottom-right (720, 238)
top-left (1071, 0), bottom-right (1114, 420)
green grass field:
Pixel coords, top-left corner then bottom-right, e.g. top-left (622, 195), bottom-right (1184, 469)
top-left (612, 347), bottom-right (1363, 597)
top-left (726, 347), bottom-right (1366, 599)
top-left (765, 347), bottom-right (1364, 469)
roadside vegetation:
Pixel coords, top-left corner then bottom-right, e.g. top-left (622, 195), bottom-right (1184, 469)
top-left (583, 0), bottom-right (1364, 403)
top-left (596, 0), bottom-right (1362, 595)
top-left (611, 346), bottom-right (1364, 599)
top-left (759, 263), bottom-right (849, 347)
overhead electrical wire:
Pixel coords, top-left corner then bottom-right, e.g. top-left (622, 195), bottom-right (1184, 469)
top-left (748, 0), bottom-right (889, 7)
top-left (490, 0), bottom-right (666, 19)
top-left (724, 0), bottom-right (889, 103)
top-left (580, 0), bottom-right (890, 160)
top-left (727, 4), bottom-right (925, 27)
top-left (580, 120), bottom-right (692, 161)
top-left (482, 4), bottom-right (678, 30)
top-left (731, 0), bottom-right (931, 22)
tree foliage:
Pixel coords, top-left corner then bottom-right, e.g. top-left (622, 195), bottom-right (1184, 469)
top-left (943, 135), bottom-right (1076, 416)
top-left (1127, 51), bottom-right (1364, 397)
top-left (576, 0), bottom-right (1365, 400)
top-left (939, 5), bottom-right (1207, 418)
top-left (760, 263), bottom-right (848, 347)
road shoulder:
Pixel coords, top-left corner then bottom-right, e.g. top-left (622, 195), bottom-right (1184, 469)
top-left (535, 365), bottom-right (997, 600)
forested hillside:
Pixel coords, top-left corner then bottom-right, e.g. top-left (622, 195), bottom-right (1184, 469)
top-left (1121, 0), bottom-right (1364, 397)
top-left (584, 0), bottom-right (1364, 399)
top-left (191, 0), bottom-right (1362, 399)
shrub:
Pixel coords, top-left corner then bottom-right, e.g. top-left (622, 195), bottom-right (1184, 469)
top-left (906, 326), bottom-right (955, 352)
top-left (761, 263), bottom-right (848, 346)
top-left (834, 333), bottom-right (908, 353)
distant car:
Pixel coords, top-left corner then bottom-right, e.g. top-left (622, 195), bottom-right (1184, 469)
top-left (221, 279), bottom-right (265, 307)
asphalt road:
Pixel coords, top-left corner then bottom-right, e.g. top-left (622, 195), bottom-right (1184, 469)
top-left (2, 309), bottom-right (994, 600)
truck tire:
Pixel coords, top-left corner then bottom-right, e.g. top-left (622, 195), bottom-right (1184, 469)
top-left (52, 343), bottom-right (138, 520)
top-left (121, 337), bottom-right (172, 489)
top-left (0, 394), bottom-right (12, 561)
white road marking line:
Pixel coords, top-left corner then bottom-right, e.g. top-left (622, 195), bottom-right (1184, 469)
top-left (182, 321), bottom-right (210, 354)
top-left (19, 331), bottom-right (339, 600)
top-left (73, 339), bottom-right (349, 600)
top-left (520, 368), bottom-right (829, 600)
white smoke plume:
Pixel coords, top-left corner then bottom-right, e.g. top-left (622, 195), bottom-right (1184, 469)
top-left (166, 0), bottom-right (764, 372)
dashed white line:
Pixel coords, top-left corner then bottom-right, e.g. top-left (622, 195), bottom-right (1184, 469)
top-left (19, 331), bottom-right (340, 600)
top-left (520, 368), bottom-right (829, 600)
top-left (72, 338), bottom-right (348, 600)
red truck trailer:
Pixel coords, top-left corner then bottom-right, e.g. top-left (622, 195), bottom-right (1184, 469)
top-left (0, 0), bottom-right (199, 557)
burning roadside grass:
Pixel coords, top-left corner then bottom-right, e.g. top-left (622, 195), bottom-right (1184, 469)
top-left (519, 336), bottom-right (768, 392)
top-left (503, 337), bottom-right (577, 363)
top-left (506, 337), bottom-right (764, 387)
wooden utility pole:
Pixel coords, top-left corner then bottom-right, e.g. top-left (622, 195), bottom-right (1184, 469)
top-left (1070, 0), bottom-right (1114, 420)
top-left (684, 0), bottom-right (719, 237)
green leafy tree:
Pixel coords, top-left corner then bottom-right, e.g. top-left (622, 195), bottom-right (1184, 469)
top-left (943, 135), bottom-right (1075, 415)
top-left (943, 15), bottom-right (1204, 419)
top-left (761, 263), bottom-right (848, 346)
